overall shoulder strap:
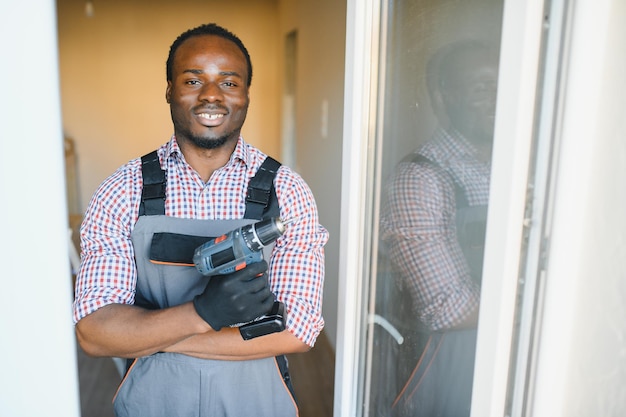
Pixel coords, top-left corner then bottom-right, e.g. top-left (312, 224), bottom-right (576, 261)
top-left (139, 150), bottom-right (166, 216)
top-left (244, 156), bottom-right (281, 220)
top-left (139, 151), bottom-right (280, 218)
top-left (406, 153), bottom-right (469, 208)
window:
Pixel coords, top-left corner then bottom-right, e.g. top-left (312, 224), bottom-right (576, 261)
top-left (363, 2), bottom-right (504, 416)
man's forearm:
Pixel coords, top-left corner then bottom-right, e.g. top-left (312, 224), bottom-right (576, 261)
top-left (163, 328), bottom-right (310, 360)
top-left (391, 236), bottom-right (481, 331)
top-left (76, 302), bottom-right (211, 358)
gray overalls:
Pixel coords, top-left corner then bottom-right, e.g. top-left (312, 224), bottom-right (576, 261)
top-left (112, 151), bottom-right (298, 417)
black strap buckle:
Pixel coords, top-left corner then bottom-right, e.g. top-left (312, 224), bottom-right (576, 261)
top-left (142, 182), bottom-right (166, 201)
top-left (246, 187), bottom-right (271, 206)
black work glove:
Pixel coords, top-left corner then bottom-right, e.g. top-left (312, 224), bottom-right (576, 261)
top-left (193, 260), bottom-right (274, 331)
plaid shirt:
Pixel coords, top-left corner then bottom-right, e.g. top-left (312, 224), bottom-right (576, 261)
top-left (73, 136), bottom-right (328, 346)
top-left (380, 128), bottom-right (490, 330)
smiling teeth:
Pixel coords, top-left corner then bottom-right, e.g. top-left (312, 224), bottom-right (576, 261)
top-left (199, 113), bottom-right (223, 120)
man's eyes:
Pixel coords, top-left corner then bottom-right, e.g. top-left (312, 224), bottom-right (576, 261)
top-left (183, 80), bottom-right (238, 87)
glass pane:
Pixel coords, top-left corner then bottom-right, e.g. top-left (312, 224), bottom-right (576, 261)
top-left (366, 0), bottom-right (504, 416)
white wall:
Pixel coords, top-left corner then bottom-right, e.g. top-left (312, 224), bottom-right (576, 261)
top-left (0, 0), bottom-right (80, 415)
top-left (531, 1), bottom-right (626, 415)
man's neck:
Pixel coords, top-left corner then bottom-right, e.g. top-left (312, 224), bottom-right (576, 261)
top-left (177, 136), bottom-right (238, 182)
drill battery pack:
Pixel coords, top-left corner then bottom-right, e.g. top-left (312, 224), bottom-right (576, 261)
top-left (239, 301), bottom-right (286, 340)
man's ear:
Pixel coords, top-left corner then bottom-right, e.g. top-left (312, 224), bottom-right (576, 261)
top-left (165, 81), bottom-right (172, 103)
top-left (429, 86), bottom-right (451, 127)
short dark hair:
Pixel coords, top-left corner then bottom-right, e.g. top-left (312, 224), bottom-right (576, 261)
top-left (426, 39), bottom-right (497, 95)
top-left (166, 23), bottom-right (253, 86)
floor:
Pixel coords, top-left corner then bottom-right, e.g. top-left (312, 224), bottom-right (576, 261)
top-left (287, 331), bottom-right (336, 416)
top-left (77, 330), bottom-right (335, 417)
top-left (76, 344), bottom-right (121, 417)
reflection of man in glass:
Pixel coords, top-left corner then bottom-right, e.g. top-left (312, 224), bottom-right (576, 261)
top-left (380, 40), bottom-right (499, 416)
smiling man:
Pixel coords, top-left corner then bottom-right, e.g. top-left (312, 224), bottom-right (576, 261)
top-left (72, 23), bottom-right (328, 417)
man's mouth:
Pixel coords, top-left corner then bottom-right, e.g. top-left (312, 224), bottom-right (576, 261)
top-left (198, 113), bottom-right (224, 121)
top-left (196, 111), bottom-right (227, 127)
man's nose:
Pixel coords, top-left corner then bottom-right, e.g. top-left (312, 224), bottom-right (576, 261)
top-left (199, 82), bottom-right (223, 102)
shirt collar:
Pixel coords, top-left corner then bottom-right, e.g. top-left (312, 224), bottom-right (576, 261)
top-left (164, 135), bottom-right (181, 160)
top-left (434, 127), bottom-right (479, 158)
top-left (230, 136), bottom-right (251, 166)
top-left (418, 126), bottom-right (482, 166)
top-left (164, 135), bottom-right (251, 167)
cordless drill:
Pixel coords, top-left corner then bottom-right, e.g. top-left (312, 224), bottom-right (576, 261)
top-left (193, 217), bottom-right (292, 339)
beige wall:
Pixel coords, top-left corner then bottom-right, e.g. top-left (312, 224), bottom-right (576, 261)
top-left (278, 0), bottom-right (346, 347)
top-left (57, 0), bottom-right (281, 211)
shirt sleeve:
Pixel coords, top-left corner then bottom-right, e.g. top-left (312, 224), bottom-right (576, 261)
top-left (72, 164), bottom-right (140, 324)
top-left (380, 162), bottom-right (480, 331)
top-left (271, 168), bottom-right (329, 346)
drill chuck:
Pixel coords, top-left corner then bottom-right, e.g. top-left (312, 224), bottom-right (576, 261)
top-left (242, 217), bottom-right (287, 251)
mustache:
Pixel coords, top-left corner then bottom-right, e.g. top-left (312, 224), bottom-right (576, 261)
top-left (193, 104), bottom-right (228, 113)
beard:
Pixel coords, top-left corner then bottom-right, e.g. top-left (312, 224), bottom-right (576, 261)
top-left (171, 104), bottom-right (244, 151)
top-left (186, 131), bottom-right (232, 150)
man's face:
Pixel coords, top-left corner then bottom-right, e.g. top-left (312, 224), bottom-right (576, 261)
top-left (442, 51), bottom-right (498, 149)
top-left (166, 35), bottom-right (250, 149)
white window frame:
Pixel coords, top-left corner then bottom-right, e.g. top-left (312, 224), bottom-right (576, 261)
top-left (335, 0), bottom-right (548, 415)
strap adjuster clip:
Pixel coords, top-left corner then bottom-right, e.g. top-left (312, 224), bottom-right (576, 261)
top-left (142, 183), bottom-right (166, 200)
top-left (246, 187), bottom-right (270, 206)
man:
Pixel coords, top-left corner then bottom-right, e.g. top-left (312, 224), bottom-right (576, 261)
top-left (379, 40), bottom-right (499, 416)
top-left (73, 23), bottom-right (328, 417)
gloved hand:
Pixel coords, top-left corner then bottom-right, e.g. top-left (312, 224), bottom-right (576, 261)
top-left (193, 260), bottom-right (274, 331)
